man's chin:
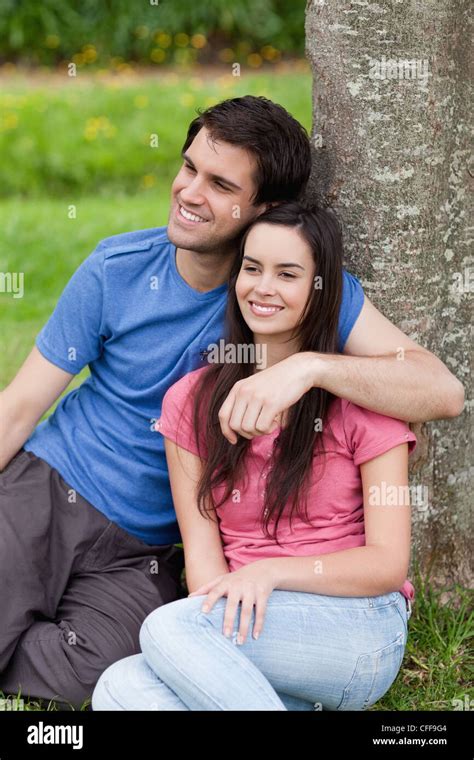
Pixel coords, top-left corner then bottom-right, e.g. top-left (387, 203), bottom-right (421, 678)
top-left (167, 221), bottom-right (212, 253)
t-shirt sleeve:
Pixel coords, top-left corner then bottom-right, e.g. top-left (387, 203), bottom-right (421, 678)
top-left (155, 371), bottom-right (208, 458)
top-left (34, 243), bottom-right (107, 374)
top-left (338, 270), bottom-right (365, 353)
top-left (342, 401), bottom-right (417, 466)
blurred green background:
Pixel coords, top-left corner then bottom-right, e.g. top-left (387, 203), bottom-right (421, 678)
top-left (0, 0), bottom-right (306, 66)
top-left (0, 1), bottom-right (311, 393)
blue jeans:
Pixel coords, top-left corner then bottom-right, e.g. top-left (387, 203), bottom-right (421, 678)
top-left (92, 589), bottom-right (410, 711)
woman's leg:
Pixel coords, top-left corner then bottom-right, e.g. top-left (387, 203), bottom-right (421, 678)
top-left (92, 653), bottom-right (190, 710)
top-left (139, 589), bottom-right (407, 711)
top-left (92, 652), bottom-right (314, 711)
top-left (94, 589), bottom-right (408, 711)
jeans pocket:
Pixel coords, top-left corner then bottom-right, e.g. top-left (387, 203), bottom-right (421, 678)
top-left (336, 632), bottom-right (405, 711)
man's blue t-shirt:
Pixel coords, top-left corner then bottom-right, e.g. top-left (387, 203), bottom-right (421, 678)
top-left (24, 226), bottom-right (364, 545)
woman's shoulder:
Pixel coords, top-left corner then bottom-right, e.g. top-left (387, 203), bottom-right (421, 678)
top-left (335, 398), bottom-right (417, 462)
top-left (165, 365), bottom-right (210, 398)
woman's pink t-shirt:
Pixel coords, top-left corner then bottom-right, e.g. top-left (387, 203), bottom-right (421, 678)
top-left (156, 366), bottom-right (417, 602)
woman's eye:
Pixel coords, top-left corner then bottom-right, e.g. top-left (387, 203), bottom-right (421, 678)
top-left (243, 266), bottom-right (258, 273)
top-left (280, 272), bottom-right (296, 279)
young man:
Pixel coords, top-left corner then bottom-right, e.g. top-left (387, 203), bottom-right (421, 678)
top-left (0, 96), bottom-right (464, 708)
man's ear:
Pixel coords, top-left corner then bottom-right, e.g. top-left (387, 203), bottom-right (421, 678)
top-left (255, 200), bottom-right (281, 217)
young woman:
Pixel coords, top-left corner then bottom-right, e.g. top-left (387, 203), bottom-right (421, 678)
top-left (92, 202), bottom-right (416, 711)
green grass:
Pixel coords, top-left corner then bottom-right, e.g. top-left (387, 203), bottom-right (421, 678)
top-left (0, 66), bottom-right (311, 198)
top-left (1, 561), bottom-right (472, 711)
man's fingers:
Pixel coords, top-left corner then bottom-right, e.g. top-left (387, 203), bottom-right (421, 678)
top-left (218, 389), bottom-right (238, 443)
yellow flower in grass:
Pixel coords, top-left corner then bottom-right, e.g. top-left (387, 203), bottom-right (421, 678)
top-left (45, 34), bottom-right (60, 49)
top-left (150, 48), bottom-right (166, 63)
top-left (1, 112), bottom-right (18, 131)
top-left (141, 174), bottom-right (156, 190)
top-left (179, 93), bottom-right (195, 107)
top-left (154, 32), bottom-right (171, 48)
top-left (82, 45), bottom-right (97, 64)
top-left (260, 46), bottom-right (281, 62)
top-left (83, 116), bottom-right (116, 141)
top-left (247, 53), bottom-right (263, 68)
top-left (191, 34), bottom-right (207, 49)
top-left (175, 33), bottom-right (189, 48)
top-left (134, 95), bottom-right (149, 109)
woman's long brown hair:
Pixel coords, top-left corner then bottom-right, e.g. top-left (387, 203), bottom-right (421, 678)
top-left (187, 202), bottom-right (344, 545)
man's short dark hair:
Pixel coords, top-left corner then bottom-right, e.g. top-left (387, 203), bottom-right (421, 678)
top-left (182, 95), bottom-right (311, 205)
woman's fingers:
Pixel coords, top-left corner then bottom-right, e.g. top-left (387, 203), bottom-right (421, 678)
top-left (253, 592), bottom-right (269, 640)
top-left (222, 591), bottom-right (241, 638)
top-left (237, 596), bottom-right (255, 644)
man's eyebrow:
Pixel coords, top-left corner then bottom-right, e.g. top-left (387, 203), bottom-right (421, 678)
top-left (243, 255), bottom-right (306, 271)
top-left (181, 152), bottom-right (243, 191)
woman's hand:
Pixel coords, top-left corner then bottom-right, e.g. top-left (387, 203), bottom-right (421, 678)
top-left (188, 560), bottom-right (278, 644)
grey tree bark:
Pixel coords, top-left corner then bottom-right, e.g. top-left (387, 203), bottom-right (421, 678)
top-left (305, 0), bottom-right (472, 590)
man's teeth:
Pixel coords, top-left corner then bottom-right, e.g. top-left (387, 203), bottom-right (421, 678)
top-left (251, 302), bottom-right (282, 313)
top-left (179, 205), bottom-right (206, 223)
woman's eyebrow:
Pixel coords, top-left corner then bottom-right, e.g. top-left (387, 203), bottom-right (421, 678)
top-left (181, 152), bottom-right (243, 191)
top-left (243, 254), bottom-right (305, 271)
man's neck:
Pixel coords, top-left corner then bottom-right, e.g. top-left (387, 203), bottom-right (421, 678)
top-left (175, 246), bottom-right (236, 293)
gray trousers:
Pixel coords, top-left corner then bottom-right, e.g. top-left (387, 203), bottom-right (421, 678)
top-left (0, 448), bottom-right (185, 709)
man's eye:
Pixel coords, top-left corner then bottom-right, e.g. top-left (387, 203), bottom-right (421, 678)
top-left (214, 181), bottom-right (229, 190)
top-left (184, 164), bottom-right (196, 172)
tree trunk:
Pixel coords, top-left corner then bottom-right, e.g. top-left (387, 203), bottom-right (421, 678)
top-left (305, 0), bottom-right (472, 590)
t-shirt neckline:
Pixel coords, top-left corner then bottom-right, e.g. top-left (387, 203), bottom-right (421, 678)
top-left (169, 240), bottom-right (228, 301)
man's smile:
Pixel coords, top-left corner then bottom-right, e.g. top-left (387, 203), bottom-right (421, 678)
top-left (176, 202), bottom-right (209, 225)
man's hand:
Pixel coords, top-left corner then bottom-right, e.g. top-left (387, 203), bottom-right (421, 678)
top-left (188, 560), bottom-right (278, 644)
top-left (218, 353), bottom-right (316, 443)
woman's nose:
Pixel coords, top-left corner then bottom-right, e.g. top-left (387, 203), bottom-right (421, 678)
top-left (254, 277), bottom-right (277, 295)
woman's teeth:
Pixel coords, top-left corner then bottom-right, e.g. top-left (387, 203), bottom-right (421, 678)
top-left (179, 205), bottom-right (207, 223)
top-left (249, 302), bottom-right (283, 315)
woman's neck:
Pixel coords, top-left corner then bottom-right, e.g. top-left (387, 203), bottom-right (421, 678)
top-left (252, 336), bottom-right (301, 373)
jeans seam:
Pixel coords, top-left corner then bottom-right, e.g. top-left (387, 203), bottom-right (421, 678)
top-left (393, 597), bottom-right (409, 642)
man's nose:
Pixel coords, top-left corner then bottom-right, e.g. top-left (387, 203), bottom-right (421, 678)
top-left (180, 176), bottom-right (206, 206)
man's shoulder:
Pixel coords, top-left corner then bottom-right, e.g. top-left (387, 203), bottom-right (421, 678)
top-left (96, 225), bottom-right (172, 260)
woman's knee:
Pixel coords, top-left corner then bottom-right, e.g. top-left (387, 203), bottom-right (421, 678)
top-left (91, 654), bottom-right (143, 710)
top-left (140, 596), bottom-right (211, 644)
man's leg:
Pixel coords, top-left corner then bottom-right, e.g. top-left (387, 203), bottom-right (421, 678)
top-left (0, 448), bottom-right (184, 708)
top-left (0, 448), bottom-right (111, 673)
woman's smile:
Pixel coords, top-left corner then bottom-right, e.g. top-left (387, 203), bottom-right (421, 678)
top-left (248, 300), bottom-right (285, 317)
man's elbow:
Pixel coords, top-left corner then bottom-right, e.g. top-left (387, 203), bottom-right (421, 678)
top-left (412, 351), bottom-right (465, 419)
top-left (443, 375), bottom-right (465, 418)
